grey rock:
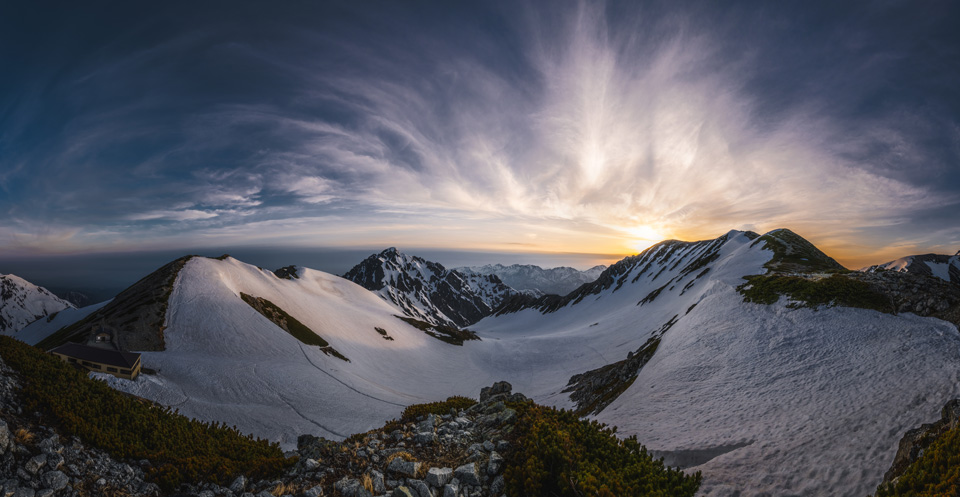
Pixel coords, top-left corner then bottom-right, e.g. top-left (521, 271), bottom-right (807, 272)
top-left (303, 458), bottom-right (321, 471)
top-left (441, 482), bottom-right (459, 497)
top-left (454, 463), bottom-right (482, 487)
top-left (37, 436), bottom-right (59, 452)
top-left (489, 475), bottom-right (504, 496)
top-left (479, 382), bottom-right (512, 402)
top-left (369, 470), bottom-right (386, 494)
top-left (44, 453), bottom-right (63, 471)
top-left (40, 471), bottom-right (68, 491)
top-left (481, 441), bottom-right (494, 452)
top-left (415, 432), bottom-right (437, 445)
top-left (387, 458), bottom-right (421, 478)
top-left (302, 485), bottom-right (323, 497)
top-left (392, 487), bottom-right (416, 497)
top-left (229, 475), bottom-right (247, 493)
top-left (24, 454), bottom-right (47, 475)
top-left (487, 452), bottom-right (503, 476)
top-left (405, 479), bottom-right (431, 497)
top-left (425, 467), bottom-right (453, 488)
top-left (0, 420), bottom-right (8, 453)
top-left (334, 478), bottom-right (362, 497)
top-left (13, 489), bottom-right (35, 497)
top-left (34, 491), bottom-right (53, 497)
top-left (198, 491), bottom-right (215, 497)
top-left (417, 414), bottom-right (437, 433)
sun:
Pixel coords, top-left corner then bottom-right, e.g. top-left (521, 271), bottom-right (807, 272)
top-left (625, 225), bottom-right (666, 253)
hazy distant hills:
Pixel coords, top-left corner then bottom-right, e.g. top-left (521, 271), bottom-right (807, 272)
top-left (5, 231), bottom-right (960, 495)
top-left (456, 263), bottom-right (607, 296)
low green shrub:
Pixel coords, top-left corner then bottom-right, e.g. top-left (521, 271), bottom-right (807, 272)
top-left (399, 396), bottom-right (477, 423)
top-left (738, 274), bottom-right (891, 312)
top-left (0, 337), bottom-right (291, 491)
top-left (504, 402), bottom-right (701, 496)
top-left (876, 424), bottom-right (960, 496)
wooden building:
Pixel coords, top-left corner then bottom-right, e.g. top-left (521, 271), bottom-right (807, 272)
top-left (49, 343), bottom-right (142, 380)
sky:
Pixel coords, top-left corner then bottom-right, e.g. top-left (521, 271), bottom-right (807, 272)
top-left (2, 0), bottom-right (960, 274)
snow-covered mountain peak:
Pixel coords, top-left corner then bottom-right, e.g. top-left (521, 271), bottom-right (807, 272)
top-left (0, 273), bottom-right (74, 335)
top-left (343, 248), bottom-right (518, 328)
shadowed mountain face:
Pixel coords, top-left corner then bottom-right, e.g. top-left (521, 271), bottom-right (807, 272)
top-left (342, 248), bottom-right (518, 328)
top-left (36, 256), bottom-right (194, 351)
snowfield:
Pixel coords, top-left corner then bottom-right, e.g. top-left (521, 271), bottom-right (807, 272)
top-left (24, 231), bottom-right (960, 496)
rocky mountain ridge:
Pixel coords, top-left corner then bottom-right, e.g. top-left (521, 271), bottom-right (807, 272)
top-left (342, 248), bottom-right (518, 328)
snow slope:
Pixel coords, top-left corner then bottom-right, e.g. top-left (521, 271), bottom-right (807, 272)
top-left (15, 300), bottom-right (110, 345)
top-left (458, 263), bottom-right (607, 296)
top-left (0, 274), bottom-right (74, 335)
top-left (26, 231), bottom-right (960, 496)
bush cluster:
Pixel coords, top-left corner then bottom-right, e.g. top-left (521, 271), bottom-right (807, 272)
top-left (503, 402), bottom-right (701, 496)
top-left (0, 337), bottom-right (291, 491)
top-left (739, 274), bottom-right (891, 312)
top-left (876, 424), bottom-right (960, 497)
top-left (400, 396), bottom-right (477, 423)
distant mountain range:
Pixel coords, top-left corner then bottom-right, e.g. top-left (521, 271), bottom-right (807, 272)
top-left (3, 231), bottom-right (960, 495)
top-left (456, 263), bottom-right (607, 296)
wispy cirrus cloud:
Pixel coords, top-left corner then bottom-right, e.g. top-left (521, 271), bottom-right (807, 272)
top-left (1, 1), bottom-right (958, 266)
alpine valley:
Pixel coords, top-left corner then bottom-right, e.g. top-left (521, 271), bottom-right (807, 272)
top-left (3, 229), bottom-right (960, 496)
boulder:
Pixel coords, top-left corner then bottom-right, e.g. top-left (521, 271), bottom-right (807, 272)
top-left (415, 432), bottom-right (437, 445)
top-left (387, 458), bottom-right (421, 478)
top-left (0, 420), bottom-right (8, 453)
top-left (392, 487), bottom-right (416, 497)
top-left (426, 467), bottom-right (453, 488)
top-left (24, 454), bottom-right (47, 475)
top-left (229, 475), bottom-right (247, 493)
top-left (369, 469), bottom-right (386, 494)
top-left (442, 482), bottom-right (459, 497)
top-left (40, 471), bottom-right (68, 491)
top-left (406, 479), bottom-right (431, 497)
top-left (479, 382), bottom-right (512, 403)
top-left (487, 452), bottom-right (503, 476)
top-left (489, 475), bottom-right (505, 496)
top-left (454, 463), bottom-right (482, 487)
top-left (334, 477), bottom-right (362, 497)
